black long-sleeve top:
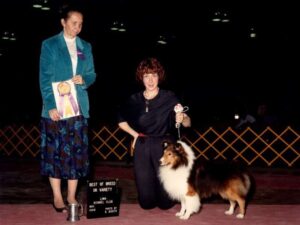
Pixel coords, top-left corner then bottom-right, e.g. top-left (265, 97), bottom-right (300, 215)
top-left (118, 89), bottom-right (179, 136)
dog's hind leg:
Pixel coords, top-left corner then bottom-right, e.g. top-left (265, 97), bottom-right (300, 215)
top-left (225, 200), bottom-right (236, 216)
top-left (220, 190), bottom-right (236, 216)
top-left (235, 197), bottom-right (246, 219)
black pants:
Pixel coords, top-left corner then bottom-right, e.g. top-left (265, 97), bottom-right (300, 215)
top-left (134, 136), bottom-right (176, 210)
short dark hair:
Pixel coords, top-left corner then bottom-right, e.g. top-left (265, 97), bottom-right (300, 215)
top-left (136, 58), bottom-right (165, 83)
top-left (59, 3), bottom-right (84, 20)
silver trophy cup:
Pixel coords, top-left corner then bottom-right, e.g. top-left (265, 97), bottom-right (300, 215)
top-left (67, 203), bottom-right (83, 222)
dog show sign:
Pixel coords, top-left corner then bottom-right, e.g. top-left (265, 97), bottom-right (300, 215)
top-left (86, 178), bottom-right (121, 219)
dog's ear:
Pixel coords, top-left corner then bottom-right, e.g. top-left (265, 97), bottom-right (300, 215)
top-left (175, 143), bottom-right (182, 151)
top-left (162, 141), bottom-right (170, 149)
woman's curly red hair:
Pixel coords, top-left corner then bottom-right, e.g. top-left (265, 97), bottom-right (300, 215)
top-left (136, 57), bottom-right (165, 83)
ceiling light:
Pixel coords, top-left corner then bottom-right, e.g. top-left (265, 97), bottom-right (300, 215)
top-left (33, 4), bottom-right (42, 8)
top-left (212, 11), bottom-right (221, 22)
top-left (32, 0), bottom-right (42, 8)
top-left (2, 31), bottom-right (9, 40)
top-left (221, 13), bottom-right (230, 23)
top-left (110, 21), bottom-right (119, 31)
top-left (33, 0), bottom-right (50, 10)
top-left (118, 23), bottom-right (126, 32)
top-left (2, 31), bottom-right (17, 41)
top-left (157, 35), bottom-right (167, 45)
top-left (41, 0), bottom-right (50, 10)
top-left (110, 21), bottom-right (127, 32)
top-left (249, 27), bottom-right (257, 38)
top-left (9, 32), bottom-right (16, 41)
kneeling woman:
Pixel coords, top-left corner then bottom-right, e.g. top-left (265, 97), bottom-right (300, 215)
top-left (118, 57), bottom-right (191, 210)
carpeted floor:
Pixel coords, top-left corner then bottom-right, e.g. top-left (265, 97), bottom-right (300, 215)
top-left (1, 158), bottom-right (300, 205)
top-left (1, 203), bottom-right (300, 225)
top-left (1, 158), bottom-right (300, 225)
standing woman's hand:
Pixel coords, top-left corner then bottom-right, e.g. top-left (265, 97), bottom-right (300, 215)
top-left (72, 75), bottom-right (84, 85)
top-left (132, 132), bottom-right (140, 150)
top-left (49, 109), bottom-right (60, 121)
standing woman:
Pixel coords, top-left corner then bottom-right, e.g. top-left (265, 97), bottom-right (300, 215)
top-left (118, 57), bottom-right (191, 210)
top-left (39, 5), bottom-right (96, 212)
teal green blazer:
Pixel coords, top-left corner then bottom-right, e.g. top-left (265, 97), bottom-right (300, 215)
top-left (39, 31), bottom-right (96, 118)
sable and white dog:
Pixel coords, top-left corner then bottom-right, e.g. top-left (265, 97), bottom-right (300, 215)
top-left (158, 140), bottom-right (252, 220)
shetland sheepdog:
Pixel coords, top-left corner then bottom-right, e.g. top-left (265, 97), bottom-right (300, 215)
top-left (158, 140), bottom-right (252, 220)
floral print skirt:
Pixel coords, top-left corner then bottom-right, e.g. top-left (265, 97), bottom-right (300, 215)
top-left (40, 116), bottom-right (89, 179)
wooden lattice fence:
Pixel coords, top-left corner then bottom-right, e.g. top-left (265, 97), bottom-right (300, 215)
top-left (0, 125), bottom-right (299, 167)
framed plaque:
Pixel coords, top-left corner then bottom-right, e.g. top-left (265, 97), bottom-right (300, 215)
top-left (86, 179), bottom-right (121, 219)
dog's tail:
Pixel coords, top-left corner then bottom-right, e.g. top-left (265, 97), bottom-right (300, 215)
top-left (239, 173), bottom-right (251, 197)
top-left (245, 173), bottom-right (256, 203)
top-left (244, 174), bottom-right (251, 193)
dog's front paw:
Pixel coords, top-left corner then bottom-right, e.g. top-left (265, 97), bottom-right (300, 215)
top-left (176, 212), bottom-right (184, 217)
top-left (225, 209), bottom-right (234, 215)
top-left (236, 213), bottom-right (244, 219)
top-left (179, 214), bottom-right (190, 220)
